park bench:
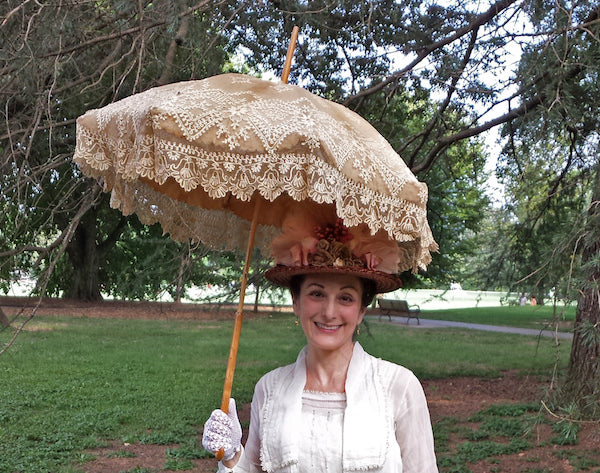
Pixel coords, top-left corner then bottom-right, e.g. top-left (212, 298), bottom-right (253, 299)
top-left (377, 298), bottom-right (420, 325)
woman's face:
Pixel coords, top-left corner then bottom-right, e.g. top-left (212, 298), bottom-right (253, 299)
top-left (292, 273), bottom-right (366, 354)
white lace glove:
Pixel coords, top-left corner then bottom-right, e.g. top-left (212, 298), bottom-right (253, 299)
top-left (202, 398), bottom-right (242, 461)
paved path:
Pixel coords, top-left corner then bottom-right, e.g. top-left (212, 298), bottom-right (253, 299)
top-left (369, 315), bottom-right (573, 340)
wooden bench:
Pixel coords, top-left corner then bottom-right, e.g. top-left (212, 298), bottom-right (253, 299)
top-left (377, 298), bottom-right (420, 324)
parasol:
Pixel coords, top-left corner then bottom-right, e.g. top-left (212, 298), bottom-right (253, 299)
top-left (73, 28), bottom-right (437, 456)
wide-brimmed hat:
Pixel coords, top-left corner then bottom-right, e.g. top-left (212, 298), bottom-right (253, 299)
top-left (265, 264), bottom-right (402, 293)
top-left (264, 211), bottom-right (406, 294)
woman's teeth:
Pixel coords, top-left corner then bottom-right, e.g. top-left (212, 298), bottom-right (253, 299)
top-left (315, 322), bottom-right (340, 330)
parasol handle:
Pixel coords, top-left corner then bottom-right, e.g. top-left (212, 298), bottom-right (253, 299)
top-left (215, 24), bottom-right (299, 462)
top-left (215, 199), bottom-right (261, 461)
top-left (281, 26), bottom-right (299, 84)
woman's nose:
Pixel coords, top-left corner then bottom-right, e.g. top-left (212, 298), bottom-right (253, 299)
top-left (321, 297), bottom-right (336, 318)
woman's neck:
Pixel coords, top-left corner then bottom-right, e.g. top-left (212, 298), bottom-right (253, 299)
top-left (304, 342), bottom-right (354, 393)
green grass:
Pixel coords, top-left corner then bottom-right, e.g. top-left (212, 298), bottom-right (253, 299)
top-left (0, 313), bottom-right (570, 472)
top-left (435, 402), bottom-right (539, 471)
top-left (554, 449), bottom-right (600, 470)
top-left (419, 305), bottom-right (576, 331)
top-left (362, 322), bottom-right (568, 378)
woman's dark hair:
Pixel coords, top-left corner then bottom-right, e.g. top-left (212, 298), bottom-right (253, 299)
top-left (289, 274), bottom-right (377, 309)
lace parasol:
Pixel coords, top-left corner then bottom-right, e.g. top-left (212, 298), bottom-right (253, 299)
top-left (74, 73), bottom-right (437, 273)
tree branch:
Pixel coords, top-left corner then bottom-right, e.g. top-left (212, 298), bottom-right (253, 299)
top-left (412, 92), bottom-right (544, 174)
top-left (0, 183), bottom-right (102, 259)
top-left (406, 25), bottom-right (480, 168)
top-left (344, 0), bottom-right (522, 107)
top-left (37, 0), bottom-right (216, 59)
top-left (158, 16), bottom-right (190, 85)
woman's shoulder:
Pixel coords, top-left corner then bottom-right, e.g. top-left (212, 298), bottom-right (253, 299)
top-left (254, 359), bottom-right (298, 393)
top-left (361, 349), bottom-right (422, 393)
top-left (373, 354), bottom-right (415, 377)
top-left (358, 344), bottom-right (417, 381)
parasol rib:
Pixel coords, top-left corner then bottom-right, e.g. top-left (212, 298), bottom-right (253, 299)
top-left (215, 25), bottom-right (300, 461)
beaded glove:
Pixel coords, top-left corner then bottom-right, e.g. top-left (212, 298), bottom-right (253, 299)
top-left (202, 398), bottom-right (242, 461)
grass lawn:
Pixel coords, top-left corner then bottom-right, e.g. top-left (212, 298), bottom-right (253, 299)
top-left (0, 312), bottom-right (571, 473)
top-left (419, 304), bottom-right (576, 331)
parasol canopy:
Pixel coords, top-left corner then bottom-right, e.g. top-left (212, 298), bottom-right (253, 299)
top-left (74, 73), bottom-right (437, 272)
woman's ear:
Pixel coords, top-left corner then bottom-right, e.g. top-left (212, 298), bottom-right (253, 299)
top-left (357, 306), bottom-right (366, 325)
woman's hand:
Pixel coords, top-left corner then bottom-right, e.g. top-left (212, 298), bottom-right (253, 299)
top-left (202, 398), bottom-right (243, 462)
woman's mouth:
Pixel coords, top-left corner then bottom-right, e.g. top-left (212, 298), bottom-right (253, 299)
top-left (315, 322), bottom-right (342, 332)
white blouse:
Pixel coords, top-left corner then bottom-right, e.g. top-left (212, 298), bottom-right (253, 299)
top-left (220, 343), bottom-right (438, 473)
top-left (298, 391), bottom-right (347, 473)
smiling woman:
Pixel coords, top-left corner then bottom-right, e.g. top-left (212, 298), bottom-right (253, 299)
top-left (201, 215), bottom-right (439, 473)
top-left (292, 274), bottom-right (368, 392)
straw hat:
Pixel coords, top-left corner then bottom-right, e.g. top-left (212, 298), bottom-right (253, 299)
top-left (265, 264), bottom-right (402, 293)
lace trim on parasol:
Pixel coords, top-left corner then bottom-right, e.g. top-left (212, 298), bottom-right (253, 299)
top-left (75, 130), bottom-right (436, 271)
top-left (122, 179), bottom-right (280, 255)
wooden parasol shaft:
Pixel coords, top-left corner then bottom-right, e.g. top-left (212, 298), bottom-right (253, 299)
top-left (281, 26), bottom-right (299, 84)
top-left (219, 199), bottom-right (261, 413)
top-left (216, 25), bottom-right (299, 461)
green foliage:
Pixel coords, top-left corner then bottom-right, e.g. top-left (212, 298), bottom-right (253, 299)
top-left (1, 0), bottom-right (495, 300)
top-left (470, 403), bottom-right (540, 419)
top-left (455, 438), bottom-right (530, 463)
top-left (554, 449), bottom-right (600, 470)
top-left (120, 468), bottom-right (155, 473)
top-left (467, 403), bottom-right (539, 440)
top-left (434, 404), bottom-right (539, 473)
top-left (477, 0), bottom-right (600, 302)
top-left (1, 0), bottom-right (230, 300)
top-left (575, 319), bottom-right (600, 348)
top-left (436, 401), bottom-right (539, 471)
top-left (163, 443), bottom-right (207, 469)
top-left (549, 403), bottom-right (581, 445)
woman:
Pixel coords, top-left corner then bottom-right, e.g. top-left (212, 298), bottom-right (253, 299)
top-left (202, 214), bottom-right (438, 473)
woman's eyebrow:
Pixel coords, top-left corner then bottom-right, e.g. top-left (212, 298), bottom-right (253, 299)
top-left (340, 285), bottom-right (360, 292)
top-left (305, 283), bottom-right (325, 289)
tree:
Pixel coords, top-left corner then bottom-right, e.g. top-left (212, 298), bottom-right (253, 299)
top-left (562, 166), bottom-right (600, 416)
top-left (1, 0), bottom-right (489, 301)
top-left (1, 0), bottom-right (231, 300)
top-left (3, 0), bottom-right (600, 413)
top-left (495, 2), bottom-right (600, 414)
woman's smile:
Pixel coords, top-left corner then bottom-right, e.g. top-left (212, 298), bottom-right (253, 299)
top-left (293, 273), bottom-right (366, 354)
top-left (314, 321), bottom-right (343, 332)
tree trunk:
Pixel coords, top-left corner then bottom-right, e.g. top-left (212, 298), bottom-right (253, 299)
top-left (64, 207), bottom-right (102, 301)
top-left (253, 283), bottom-right (260, 314)
top-left (563, 170), bottom-right (600, 416)
top-left (0, 307), bottom-right (9, 328)
top-left (566, 283), bottom-right (600, 398)
top-left (175, 249), bottom-right (187, 304)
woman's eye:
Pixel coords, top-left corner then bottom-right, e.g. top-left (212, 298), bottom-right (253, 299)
top-left (339, 294), bottom-right (355, 303)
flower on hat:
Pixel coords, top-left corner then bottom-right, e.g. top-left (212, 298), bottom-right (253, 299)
top-left (270, 210), bottom-right (401, 275)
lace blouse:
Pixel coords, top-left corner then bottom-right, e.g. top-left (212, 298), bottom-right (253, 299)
top-left (298, 391), bottom-right (347, 473)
